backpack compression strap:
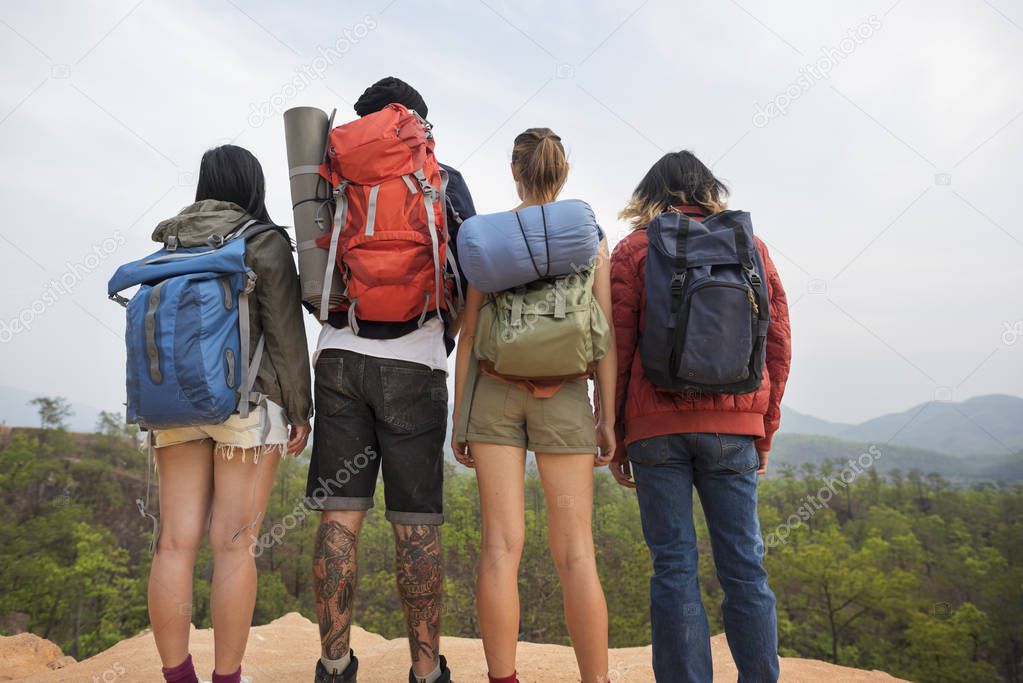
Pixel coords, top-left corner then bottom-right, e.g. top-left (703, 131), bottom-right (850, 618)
top-left (670, 213), bottom-right (690, 316)
top-left (715, 213), bottom-right (771, 329)
top-left (414, 169), bottom-right (444, 319)
top-left (320, 181), bottom-right (349, 320)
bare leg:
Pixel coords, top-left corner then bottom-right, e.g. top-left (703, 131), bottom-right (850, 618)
top-left (472, 442), bottom-right (527, 679)
top-left (149, 439), bottom-right (214, 668)
top-left (314, 510), bottom-right (365, 660)
top-left (208, 447), bottom-right (281, 674)
top-left (536, 452), bottom-right (609, 683)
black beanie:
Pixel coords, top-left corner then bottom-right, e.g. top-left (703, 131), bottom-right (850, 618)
top-left (353, 77), bottom-right (428, 119)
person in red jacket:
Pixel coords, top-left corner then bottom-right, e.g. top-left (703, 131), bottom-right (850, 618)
top-left (609, 151), bottom-right (791, 683)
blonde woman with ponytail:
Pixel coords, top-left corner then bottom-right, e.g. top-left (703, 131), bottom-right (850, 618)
top-left (452, 129), bottom-right (614, 683)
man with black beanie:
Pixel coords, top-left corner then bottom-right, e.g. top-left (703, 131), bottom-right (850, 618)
top-left (353, 76), bottom-right (430, 119)
top-left (307, 77), bottom-right (475, 683)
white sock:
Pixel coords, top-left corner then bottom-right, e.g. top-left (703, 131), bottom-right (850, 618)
top-left (414, 661), bottom-right (442, 683)
top-left (320, 651), bottom-right (351, 675)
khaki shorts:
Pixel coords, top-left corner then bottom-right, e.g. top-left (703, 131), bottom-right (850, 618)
top-left (151, 400), bottom-right (289, 462)
top-left (466, 374), bottom-right (597, 454)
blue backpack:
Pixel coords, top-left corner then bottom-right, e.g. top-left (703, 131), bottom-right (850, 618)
top-left (640, 210), bottom-right (770, 394)
top-left (108, 220), bottom-right (278, 430)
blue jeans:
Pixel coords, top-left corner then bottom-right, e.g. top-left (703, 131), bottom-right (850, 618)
top-left (629, 433), bottom-right (779, 683)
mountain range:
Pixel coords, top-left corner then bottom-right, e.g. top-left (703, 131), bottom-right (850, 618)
top-left (772, 394), bottom-right (1023, 483)
top-left (779, 393), bottom-right (1023, 458)
top-left (2, 384), bottom-right (1021, 482)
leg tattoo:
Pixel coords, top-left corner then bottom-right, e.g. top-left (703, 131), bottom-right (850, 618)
top-left (313, 520), bottom-right (358, 659)
top-left (394, 524), bottom-right (443, 665)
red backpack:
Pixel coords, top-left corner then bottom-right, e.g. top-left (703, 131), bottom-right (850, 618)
top-left (315, 103), bottom-right (460, 330)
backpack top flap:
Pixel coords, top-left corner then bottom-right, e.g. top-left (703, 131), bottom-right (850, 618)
top-left (328, 103), bottom-right (431, 185)
top-left (108, 239), bottom-right (248, 296)
top-left (648, 209), bottom-right (757, 272)
top-left (108, 222), bottom-right (278, 297)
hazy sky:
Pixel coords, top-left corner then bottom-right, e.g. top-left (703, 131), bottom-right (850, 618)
top-left (1, 0), bottom-right (1021, 423)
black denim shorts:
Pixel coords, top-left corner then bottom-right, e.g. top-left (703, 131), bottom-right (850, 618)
top-left (304, 349), bottom-right (448, 525)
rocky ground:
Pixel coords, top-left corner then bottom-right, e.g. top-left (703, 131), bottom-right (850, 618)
top-left (2, 612), bottom-right (909, 682)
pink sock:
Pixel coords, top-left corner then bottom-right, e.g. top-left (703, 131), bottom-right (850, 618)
top-left (161, 654), bottom-right (198, 683)
top-left (211, 667), bottom-right (242, 683)
top-left (488, 673), bottom-right (518, 683)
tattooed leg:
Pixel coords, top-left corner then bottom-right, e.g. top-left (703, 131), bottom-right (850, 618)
top-left (313, 514), bottom-right (362, 660)
top-left (394, 523), bottom-right (443, 674)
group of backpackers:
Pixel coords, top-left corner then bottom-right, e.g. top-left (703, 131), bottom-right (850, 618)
top-left (108, 77), bottom-right (791, 683)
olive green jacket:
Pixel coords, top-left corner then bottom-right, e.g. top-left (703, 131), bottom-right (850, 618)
top-left (152, 200), bottom-right (313, 424)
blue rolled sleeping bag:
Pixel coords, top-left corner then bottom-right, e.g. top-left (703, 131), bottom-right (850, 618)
top-left (456, 199), bottom-right (600, 293)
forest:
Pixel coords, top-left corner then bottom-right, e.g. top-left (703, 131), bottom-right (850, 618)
top-left (0, 413), bottom-right (1020, 683)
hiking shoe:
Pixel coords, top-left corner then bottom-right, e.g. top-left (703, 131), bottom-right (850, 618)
top-left (408, 655), bottom-right (450, 683)
top-left (314, 651), bottom-right (358, 683)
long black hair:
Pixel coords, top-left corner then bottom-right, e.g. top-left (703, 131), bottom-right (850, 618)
top-left (195, 144), bottom-right (279, 226)
top-left (619, 150), bottom-right (729, 228)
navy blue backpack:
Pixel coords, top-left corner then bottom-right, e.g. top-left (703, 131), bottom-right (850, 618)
top-left (108, 220), bottom-right (278, 430)
top-left (640, 209), bottom-right (770, 394)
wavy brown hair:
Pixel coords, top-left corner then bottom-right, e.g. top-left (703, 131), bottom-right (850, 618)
top-left (619, 151), bottom-right (729, 229)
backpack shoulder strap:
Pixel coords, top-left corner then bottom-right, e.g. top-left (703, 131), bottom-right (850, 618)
top-left (232, 220), bottom-right (286, 244)
top-left (236, 270), bottom-right (266, 418)
top-left (230, 219), bottom-right (277, 417)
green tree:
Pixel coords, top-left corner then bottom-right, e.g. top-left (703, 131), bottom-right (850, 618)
top-left (28, 396), bottom-right (73, 430)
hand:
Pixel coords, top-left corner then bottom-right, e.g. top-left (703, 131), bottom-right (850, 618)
top-left (757, 449), bottom-right (769, 475)
top-left (451, 417), bottom-right (475, 468)
top-left (287, 422), bottom-right (311, 456)
top-left (595, 420), bottom-right (615, 467)
top-left (609, 459), bottom-right (636, 488)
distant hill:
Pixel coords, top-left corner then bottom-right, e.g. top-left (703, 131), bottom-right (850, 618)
top-left (0, 385), bottom-right (106, 433)
top-left (839, 394), bottom-right (1023, 456)
top-left (780, 406), bottom-right (852, 437)
top-left (771, 433), bottom-right (1023, 484)
top-left (779, 394), bottom-right (1023, 458)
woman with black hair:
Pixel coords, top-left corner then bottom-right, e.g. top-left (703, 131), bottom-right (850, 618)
top-left (147, 145), bottom-right (312, 683)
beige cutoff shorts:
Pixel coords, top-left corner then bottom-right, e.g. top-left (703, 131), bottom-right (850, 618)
top-left (151, 399), bottom-right (289, 462)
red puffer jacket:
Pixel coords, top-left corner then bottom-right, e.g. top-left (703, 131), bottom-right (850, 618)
top-left (609, 206), bottom-right (791, 460)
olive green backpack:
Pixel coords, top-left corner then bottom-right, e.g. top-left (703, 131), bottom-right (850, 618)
top-left (474, 267), bottom-right (611, 380)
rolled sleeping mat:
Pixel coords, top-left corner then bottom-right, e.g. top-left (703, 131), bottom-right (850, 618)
top-left (283, 106), bottom-right (344, 313)
top-left (456, 198), bottom-right (601, 293)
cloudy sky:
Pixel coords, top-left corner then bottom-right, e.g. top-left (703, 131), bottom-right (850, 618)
top-left (1, 0), bottom-right (1021, 423)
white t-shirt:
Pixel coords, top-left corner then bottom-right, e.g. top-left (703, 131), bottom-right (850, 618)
top-left (315, 317), bottom-right (448, 373)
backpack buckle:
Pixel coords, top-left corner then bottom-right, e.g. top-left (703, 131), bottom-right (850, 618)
top-left (207, 234), bottom-right (226, 249)
top-left (243, 270), bottom-right (257, 294)
top-left (165, 235), bottom-right (178, 251)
